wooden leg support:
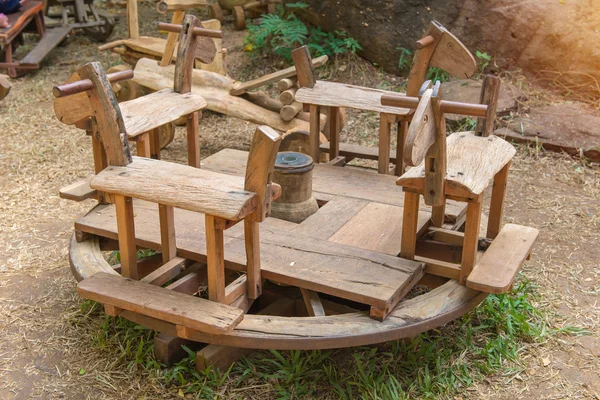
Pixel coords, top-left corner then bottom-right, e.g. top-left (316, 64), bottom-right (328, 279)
top-left (187, 111), bottom-right (201, 168)
top-left (378, 114), bottom-right (392, 174)
top-left (459, 196), bottom-right (482, 284)
top-left (136, 132), bottom-right (151, 158)
top-left (328, 106), bottom-right (340, 160)
top-left (150, 128), bottom-right (161, 160)
top-left (244, 220), bottom-right (261, 299)
top-left (114, 195), bottom-right (138, 279)
top-left (205, 215), bottom-right (225, 302)
top-left (400, 191), bottom-right (420, 259)
top-left (395, 120), bottom-right (407, 176)
top-left (309, 104), bottom-right (320, 162)
top-left (487, 161), bottom-right (511, 239)
top-left (300, 288), bottom-right (325, 316)
top-left (154, 333), bottom-right (200, 367)
top-left (159, 204), bottom-right (176, 263)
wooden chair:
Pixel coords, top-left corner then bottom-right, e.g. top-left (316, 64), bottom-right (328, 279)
top-left (54, 15), bottom-right (218, 204)
top-left (57, 61), bottom-right (281, 309)
top-left (292, 21), bottom-right (476, 175)
top-left (380, 76), bottom-right (534, 288)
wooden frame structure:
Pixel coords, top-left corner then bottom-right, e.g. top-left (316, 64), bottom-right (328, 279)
top-left (56, 21), bottom-right (538, 369)
top-left (293, 21), bottom-right (477, 175)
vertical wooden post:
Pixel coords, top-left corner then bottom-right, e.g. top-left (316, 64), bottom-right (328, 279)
top-left (244, 220), bottom-right (261, 299)
top-left (91, 130), bottom-right (108, 174)
top-left (150, 128), bottom-right (161, 160)
top-left (486, 161), bottom-right (510, 239)
top-left (328, 106), bottom-right (340, 160)
top-left (459, 196), bottom-right (482, 284)
top-left (160, 10), bottom-right (185, 66)
top-left (475, 75), bottom-right (501, 137)
top-left (309, 104), bottom-right (320, 162)
top-left (395, 120), bottom-right (407, 176)
top-left (205, 214), bottom-right (225, 303)
top-left (136, 132), bottom-right (151, 158)
top-left (115, 195), bottom-right (138, 279)
top-left (126, 0), bottom-right (139, 40)
top-left (400, 191), bottom-right (420, 259)
top-left (187, 111), bottom-right (201, 168)
top-left (159, 204), bottom-right (177, 263)
top-left (378, 114), bottom-right (392, 174)
top-left (426, 82), bottom-right (447, 226)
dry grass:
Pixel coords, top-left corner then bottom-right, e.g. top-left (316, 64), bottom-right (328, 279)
top-left (1, 2), bottom-right (599, 399)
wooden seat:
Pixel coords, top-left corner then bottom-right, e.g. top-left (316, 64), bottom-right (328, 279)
top-left (292, 21), bottom-right (477, 175)
top-left (91, 156), bottom-right (272, 221)
top-left (122, 36), bottom-right (173, 59)
top-left (466, 224), bottom-right (539, 293)
top-left (397, 132), bottom-right (516, 197)
top-left (78, 272), bottom-right (244, 333)
top-left (120, 89), bottom-right (207, 138)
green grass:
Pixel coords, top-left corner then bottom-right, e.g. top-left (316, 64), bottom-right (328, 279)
top-left (75, 277), bottom-right (585, 399)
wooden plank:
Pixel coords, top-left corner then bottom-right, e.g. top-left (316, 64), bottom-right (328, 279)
top-left (292, 197), bottom-right (368, 240)
top-left (140, 256), bottom-right (186, 286)
top-left (397, 132), bottom-right (516, 198)
top-left (120, 89), bottom-right (206, 138)
top-left (75, 200), bottom-right (424, 310)
top-left (295, 81), bottom-right (410, 115)
top-left (329, 202), bottom-right (430, 256)
top-left (203, 149), bottom-right (467, 222)
top-left (486, 162), bottom-right (510, 239)
top-left (230, 55), bottom-right (327, 95)
top-left (467, 224), bottom-right (538, 293)
top-left (291, 45), bottom-right (317, 88)
top-left (20, 26), bottom-right (70, 65)
top-left (91, 156), bottom-right (259, 221)
top-left (59, 179), bottom-right (97, 202)
top-left (300, 288), bottom-right (325, 316)
top-left (123, 36), bottom-right (170, 58)
top-left (475, 75), bottom-right (501, 137)
top-left (78, 272), bottom-right (243, 333)
top-left (320, 142), bottom-right (397, 162)
top-left (166, 268), bottom-right (207, 294)
top-left (415, 256), bottom-right (461, 280)
top-left (224, 275), bottom-right (247, 304)
top-left (115, 195), bottom-right (138, 279)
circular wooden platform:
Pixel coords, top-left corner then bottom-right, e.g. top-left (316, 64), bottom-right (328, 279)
top-left (69, 233), bottom-right (488, 350)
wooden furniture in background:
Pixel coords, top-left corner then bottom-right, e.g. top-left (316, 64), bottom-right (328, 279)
top-left (293, 21), bottom-right (476, 175)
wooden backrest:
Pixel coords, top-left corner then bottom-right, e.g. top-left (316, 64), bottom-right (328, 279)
top-left (53, 62), bottom-right (132, 166)
top-left (406, 21), bottom-right (476, 97)
top-left (244, 126), bottom-right (282, 222)
top-left (291, 46), bottom-right (316, 88)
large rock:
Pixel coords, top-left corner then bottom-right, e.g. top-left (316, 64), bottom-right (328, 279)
top-left (286, 0), bottom-right (600, 91)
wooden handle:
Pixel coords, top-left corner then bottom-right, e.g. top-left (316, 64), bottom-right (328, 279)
top-left (415, 35), bottom-right (435, 50)
top-left (53, 69), bottom-right (134, 98)
top-left (381, 94), bottom-right (487, 117)
top-left (157, 23), bottom-right (223, 38)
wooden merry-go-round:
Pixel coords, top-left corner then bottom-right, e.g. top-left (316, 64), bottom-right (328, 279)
top-left (55, 17), bottom-right (538, 369)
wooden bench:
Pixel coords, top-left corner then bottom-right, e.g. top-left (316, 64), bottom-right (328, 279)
top-left (466, 224), bottom-right (539, 293)
top-left (78, 272), bottom-right (244, 334)
top-left (292, 21), bottom-right (477, 175)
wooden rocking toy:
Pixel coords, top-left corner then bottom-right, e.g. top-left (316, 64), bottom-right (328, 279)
top-left (293, 21), bottom-right (476, 175)
top-left (61, 60), bottom-right (282, 334)
top-left (55, 15), bottom-right (219, 203)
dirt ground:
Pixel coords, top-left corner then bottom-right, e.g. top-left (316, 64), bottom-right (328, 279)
top-left (1, 3), bottom-right (599, 399)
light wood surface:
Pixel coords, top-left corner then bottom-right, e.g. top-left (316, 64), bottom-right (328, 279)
top-left (140, 256), bottom-right (186, 286)
top-left (120, 89), bottom-right (207, 138)
top-left (467, 224), bottom-right (538, 293)
top-left (404, 86), bottom-right (435, 167)
top-left (78, 272), bottom-right (244, 333)
top-left (295, 81), bottom-right (410, 115)
top-left (91, 157), bottom-right (260, 220)
top-left (397, 132), bottom-right (516, 198)
top-left (59, 179), bottom-right (97, 202)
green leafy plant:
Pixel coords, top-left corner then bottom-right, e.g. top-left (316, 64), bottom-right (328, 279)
top-left (476, 50), bottom-right (492, 74)
top-left (245, 3), bottom-right (361, 62)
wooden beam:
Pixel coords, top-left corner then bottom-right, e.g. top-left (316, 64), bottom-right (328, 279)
top-left (300, 288), bottom-right (325, 316)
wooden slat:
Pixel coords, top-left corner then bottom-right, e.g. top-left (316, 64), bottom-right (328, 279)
top-left (397, 132), bottom-right (516, 198)
top-left (202, 149), bottom-right (466, 221)
top-left (320, 142), bottom-right (397, 163)
top-left (140, 256), bottom-right (186, 286)
top-left (329, 202), bottom-right (430, 256)
top-left (20, 26), bottom-right (70, 65)
top-left (120, 89), bottom-right (207, 138)
top-left (300, 288), bottom-right (325, 316)
top-left (78, 272), bottom-right (243, 333)
top-left (295, 81), bottom-right (410, 115)
top-left (292, 197), bottom-right (368, 240)
top-left (75, 200), bottom-right (424, 310)
top-left (467, 224), bottom-right (538, 293)
top-left (230, 55), bottom-right (328, 95)
top-left (224, 275), bottom-right (247, 304)
top-left (91, 157), bottom-right (259, 221)
top-left (59, 179), bottom-right (97, 202)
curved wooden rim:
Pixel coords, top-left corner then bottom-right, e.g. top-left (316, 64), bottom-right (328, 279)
top-left (69, 232), bottom-right (488, 350)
